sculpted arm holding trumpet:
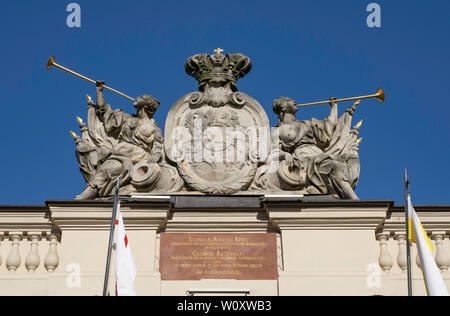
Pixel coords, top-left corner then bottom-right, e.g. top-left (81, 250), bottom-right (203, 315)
top-left (276, 96), bottom-right (360, 199)
top-left (276, 97), bottom-right (338, 168)
top-left (45, 58), bottom-right (164, 199)
top-left (76, 80), bottom-right (164, 199)
top-left (252, 93), bottom-right (375, 199)
top-left (48, 56), bottom-right (184, 199)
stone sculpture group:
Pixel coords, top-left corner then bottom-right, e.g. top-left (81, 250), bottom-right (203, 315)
top-left (72, 51), bottom-right (362, 200)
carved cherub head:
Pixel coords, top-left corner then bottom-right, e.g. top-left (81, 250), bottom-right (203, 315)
top-left (134, 94), bottom-right (160, 116)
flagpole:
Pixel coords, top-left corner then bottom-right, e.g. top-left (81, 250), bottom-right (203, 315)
top-left (102, 179), bottom-right (121, 296)
top-left (404, 169), bottom-right (413, 296)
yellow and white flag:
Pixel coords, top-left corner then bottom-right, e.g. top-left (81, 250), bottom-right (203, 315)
top-left (407, 194), bottom-right (449, 296)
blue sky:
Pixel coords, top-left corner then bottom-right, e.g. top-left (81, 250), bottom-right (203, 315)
top-left (0, 0), bottom-right (449, 205)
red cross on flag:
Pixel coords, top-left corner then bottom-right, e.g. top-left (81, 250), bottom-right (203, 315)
top-left (114, 200), bottom-right (137, 296)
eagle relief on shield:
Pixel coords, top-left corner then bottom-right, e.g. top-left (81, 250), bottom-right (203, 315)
top-left (164, 50), bottom-right (271, 194)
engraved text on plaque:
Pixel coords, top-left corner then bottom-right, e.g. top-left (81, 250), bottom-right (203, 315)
top-left (160, 233), bottom-right (278, 280)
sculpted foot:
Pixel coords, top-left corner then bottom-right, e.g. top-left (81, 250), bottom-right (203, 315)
top-left (341, 182), bottom-right (359, 200)
top-left (75, 186), bottom-right (98, 200)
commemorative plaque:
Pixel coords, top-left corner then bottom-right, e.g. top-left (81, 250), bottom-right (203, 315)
top-left (160, 233), bottom-right (278, 280)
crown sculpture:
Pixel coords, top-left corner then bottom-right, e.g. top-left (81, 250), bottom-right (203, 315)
top-left (69, 50), bottom-right (363, 200)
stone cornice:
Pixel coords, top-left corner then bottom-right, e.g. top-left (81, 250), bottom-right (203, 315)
top-left (164, 210), bottom-right (269, 233)
top-left (382, 205), bottom-right (450, 236)
top-left (0, 206), bottom-right (53, 236)
top-left (264, 200), bottom-right (393, 231)
top-left (47, 200), bottom-right (171, 232)
top-left (2, 199), bottom-right (450, 234)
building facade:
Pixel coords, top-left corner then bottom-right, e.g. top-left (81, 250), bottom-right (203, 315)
top-left (0, 195), bottom-right (449, 296)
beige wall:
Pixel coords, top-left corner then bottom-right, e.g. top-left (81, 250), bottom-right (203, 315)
top-left (0, 200), bottom-right (449, 296)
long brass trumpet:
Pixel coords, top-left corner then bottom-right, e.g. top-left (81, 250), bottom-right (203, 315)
top-left (46, 56), bottom-right (136, 102)
top-left (297, 88), bottom-right (385, 107)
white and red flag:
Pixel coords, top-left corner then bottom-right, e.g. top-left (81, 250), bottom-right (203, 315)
top-left (114, 200), bottom-right (137, 296)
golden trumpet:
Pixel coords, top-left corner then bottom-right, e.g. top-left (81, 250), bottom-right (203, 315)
top-left (46, 56), bottom-right (136, 102)
top-left (297, 88), bottom-right (385, 107)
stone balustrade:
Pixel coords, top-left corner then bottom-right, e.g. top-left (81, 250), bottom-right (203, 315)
top-left (377, 231), bottom-right (450, 273)
top-left (377, 206), bottom-right (450, 276)
top-left (0, 232), bottom-right (60, 273)
top-left (0, 206), bottom-right (60, 274)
